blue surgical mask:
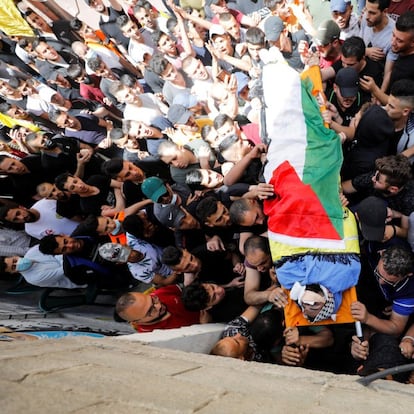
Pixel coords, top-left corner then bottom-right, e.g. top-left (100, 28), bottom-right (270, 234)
top-left (16, 258), bottom-right (34, 272)
top-left (170, 193), bottom-right (178, 205)
top-left (110, 219), bottom-right (122, 236)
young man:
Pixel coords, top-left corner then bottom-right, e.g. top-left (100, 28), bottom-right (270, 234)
top-left (148, 54), bottom-right (192, 105)
top-left (321, 36), bottom-right (384, 102)
top-left (330, 0), bottom-right (360, 40)
top-left (116, 14), bottom-right (154, 66)
top-left (55, 172), bottom-right (122, 216)
top-left (161, 245), bottom-right (245, 287)
top-left (315, 20), bottom-right (342, 69)
top-left (264, 15), bottom-right (308, 71)
top-left (38, 233), bottom-right (134, 288)
top-left (1, 245), bottom-right (85, 289)
top-left (359, 0), bottom-right (397, 92)
top-left (342, 154), bottom-right (414, 215)
top-left (210, 305), bottom-right (281, 362)
top-left (98, 239), bottom-right (178, 286)
top-left (326, 67), bottom-right (367, 128)
top-left (181, 281), bottom-right (247, 322)
top-left (362, 10), bottom-right (414, 103)
top-left (157, 140), bottom-right (213, 184)
top-left (385, 79), bottom-right (414, 159)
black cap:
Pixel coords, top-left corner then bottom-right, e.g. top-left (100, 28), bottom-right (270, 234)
top-left (335, 67), bottom-right (359, 97)
top-left (355, 196), bottom-right (388, 241)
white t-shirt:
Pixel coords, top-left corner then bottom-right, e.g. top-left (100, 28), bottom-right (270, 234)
top-left (25, 198), bottom-right (79, 240)
top-left (123, 93), bottom-right (164, 124)
top-left (22, 245), bottom-right (86, 289)
top-left (126, 234), bottom-right (173, 283)
top-left (191, 67), bottom-right (214, 102)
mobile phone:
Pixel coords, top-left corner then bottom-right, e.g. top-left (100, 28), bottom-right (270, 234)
top-left (216, 69), bottom-right (231, 83)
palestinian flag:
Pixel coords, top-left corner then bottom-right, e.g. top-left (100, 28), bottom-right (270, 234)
top-left (262, 58), bottom-right (359, 260)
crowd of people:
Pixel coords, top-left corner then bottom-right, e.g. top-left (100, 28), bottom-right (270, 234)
top-left (1, 0), bottom-right (414, 382)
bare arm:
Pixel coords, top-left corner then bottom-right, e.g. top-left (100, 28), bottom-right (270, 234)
top-left (341, 179), bottom-right (357, 194)
top-left (172, 4), bottom-right (196, 58)
top-left (223, 144), bottom-right (266, 186)
top-left (284, 326), bottom-right (334, 348)
top-left (240, 305), bottom-right (262, 323)
top-left (244, 267), bottom-right (271, 305)
top-left (380, 59), bottom-right (394, 94)
top-left (175, 5), bottom-right (213, 31)
top-left (122, 199), bottom-right (153, 217)
top-left (351, 301), bottom-right (409, 336)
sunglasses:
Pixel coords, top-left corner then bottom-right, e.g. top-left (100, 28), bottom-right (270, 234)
top-left (374, 267), bottom-right (406, 288)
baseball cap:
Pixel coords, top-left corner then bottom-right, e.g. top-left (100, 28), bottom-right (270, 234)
top-left (141, 177), bottom-right (167, 203)
top-left (264, 16), bottom-right (284, 42)
top-left (154, 203), bottom-right (185, 228)
top-left (335, 67), bottom-right (359, 97)
top-left (234, 72), bottom-right (250, 96)
top-left (330, 0), bottom-right (351, 13)
top-left (167, 104), bottom-right (192, 125)
top-left (173, 92), bottom-right (198, 108)
top-left (209, 24), bottom-right (226, 40)
top-left (355, 196), bottom-right (388, 241)
top-left (98, 243), bottom-right (132, 263)
top-left (315, 20), bottom-right (340, 46)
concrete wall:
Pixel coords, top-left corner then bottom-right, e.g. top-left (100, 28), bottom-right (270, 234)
top-left (117, 323), bottom-right (226, 354)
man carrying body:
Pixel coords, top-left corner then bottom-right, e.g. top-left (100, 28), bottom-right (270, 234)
top-left (352, 246), bottom-right (414, 335)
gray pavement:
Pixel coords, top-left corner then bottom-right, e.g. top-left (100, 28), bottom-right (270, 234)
top-left (1, 336), bottom-right (414, 414)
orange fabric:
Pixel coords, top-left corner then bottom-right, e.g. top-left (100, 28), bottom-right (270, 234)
top-left (109, 211), bottom-right (126, 245)
top-left (284, 286), bottom-right (358, 327)
top-left (301, 65), bottom-right (329, 128)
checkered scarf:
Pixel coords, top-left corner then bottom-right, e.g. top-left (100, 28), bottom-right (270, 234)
top-left (305, 291), bottom-right (336, 323)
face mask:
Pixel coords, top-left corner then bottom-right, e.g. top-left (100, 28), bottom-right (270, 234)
top-left (16, 258), bottom-right (33, 272)
top-left (110, 219), bottom-right (122, 236)
top-left (170, 193), bottom-right (178, 205)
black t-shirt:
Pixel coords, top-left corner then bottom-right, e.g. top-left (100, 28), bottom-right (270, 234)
top-left (56, 194), bottom-right (83, 219)
top-left (327, 90), bottom-right (363, 126)
top-left (389, 53), bottom-right (414, 92)
top-left (192, 249), bottom-right (240, 285)
top-left (80, 174), bottom-right (112, 215)
top-left (352, 171), bottom-right (414, 215)
top-left (209, 287), bottom-right (247, 323)
top-left (41, 151), bottom-right (77, 176)
top-left (10, 156), bottom-right (48, 206)
top-left (332, 57), bottom-right (383, 102)
top-left (239, 221), bottom-right (268, 236)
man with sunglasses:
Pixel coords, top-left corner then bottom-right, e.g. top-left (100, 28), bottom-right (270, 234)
top-left (115, 285), bottom-right (201, 332)
top-left (350, 246), bottom-right (414, 379)
top-left (351, 245), bottom-right (414, 336)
